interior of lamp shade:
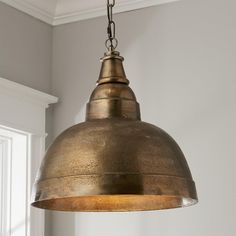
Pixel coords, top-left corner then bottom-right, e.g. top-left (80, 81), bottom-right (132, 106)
top-left (32, 195), bottom-right (197, 212)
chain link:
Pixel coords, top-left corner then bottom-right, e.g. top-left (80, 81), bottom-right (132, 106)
top-left (106, 0), bottom-right (118, 50)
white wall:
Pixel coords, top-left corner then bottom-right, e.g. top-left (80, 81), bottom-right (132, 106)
top-left (51, 0), bottom-right (236, 236)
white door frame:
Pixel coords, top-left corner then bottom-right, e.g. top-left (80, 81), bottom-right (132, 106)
top-left (0, 134), bottom-right (11, 236)
top-left (0, 77), bottom-right (58, 236)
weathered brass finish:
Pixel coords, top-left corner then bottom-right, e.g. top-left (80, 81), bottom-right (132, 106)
top-left (31, 51), bottom-right (198, 212)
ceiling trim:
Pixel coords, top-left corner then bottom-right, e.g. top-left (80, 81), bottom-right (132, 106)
top-left (1, 0), bottom-right (179, 26)
top-left (53, 0), bottom-right (179, 26)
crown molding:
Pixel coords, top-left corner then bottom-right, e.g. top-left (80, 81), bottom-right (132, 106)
top-left (0, 0), bottom-right (179, 26)
top-left (53, 0), bottom-right (179, 26)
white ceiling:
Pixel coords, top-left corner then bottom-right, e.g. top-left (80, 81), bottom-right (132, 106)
top-left (0, 0), bottom-right (179, 25)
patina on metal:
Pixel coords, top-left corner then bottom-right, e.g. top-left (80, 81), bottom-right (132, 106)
top-left (31, 50), bottom-right (198, 211)
top-left (31, 0), bottom-right (197, 212)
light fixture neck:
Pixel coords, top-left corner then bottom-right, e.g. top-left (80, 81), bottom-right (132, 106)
top-left (97, 51), bottom-right (129, 85)
top-left (86, 51), bottom-right (141, 121)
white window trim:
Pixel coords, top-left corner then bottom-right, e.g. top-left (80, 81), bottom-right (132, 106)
top-left (0, 77), bottom-right (58, 236)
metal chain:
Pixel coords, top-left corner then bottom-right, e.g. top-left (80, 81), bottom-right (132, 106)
top-left (105, 0), bottom-right (118, 51)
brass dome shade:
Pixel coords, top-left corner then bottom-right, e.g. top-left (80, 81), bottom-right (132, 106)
top-left (31, 51), bottom-right (198, 212)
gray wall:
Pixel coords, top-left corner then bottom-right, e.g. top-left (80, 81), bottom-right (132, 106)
top-left (51, 0), bottom-right (236, 236)
top-left (0, 2), bottom-right (52, 93)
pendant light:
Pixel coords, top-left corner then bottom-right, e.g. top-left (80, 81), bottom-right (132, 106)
top-left (31, 0), bottom-right (198, 212)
